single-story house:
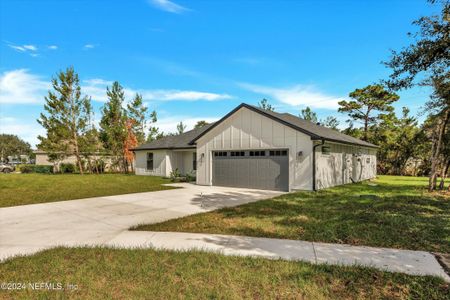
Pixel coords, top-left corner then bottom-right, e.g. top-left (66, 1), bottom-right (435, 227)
top-left (34, 150), bottom-right (113, 172)
top-left (133, 103), bottom-right (378, 191)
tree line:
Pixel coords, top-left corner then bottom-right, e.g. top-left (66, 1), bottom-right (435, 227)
top-left (36, 67), bottom-right (208, 174)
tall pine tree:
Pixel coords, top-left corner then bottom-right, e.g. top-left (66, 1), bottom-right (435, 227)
top-left (37, 67), bottom-right (90, 174)
top-left (100, 81), bottom-right (127, 172)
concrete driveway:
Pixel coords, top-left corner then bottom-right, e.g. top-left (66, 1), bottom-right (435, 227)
top-left (0, 183), bottom-right (283, 261)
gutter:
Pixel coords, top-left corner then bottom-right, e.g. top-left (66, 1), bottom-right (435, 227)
top-left (312, 139), bottom-right (325, 191)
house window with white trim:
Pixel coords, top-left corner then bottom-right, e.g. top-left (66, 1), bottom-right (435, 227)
top-left (193, 152), bottom-right (197, 171)
top-left (147, 153), bottom-right (154, 170)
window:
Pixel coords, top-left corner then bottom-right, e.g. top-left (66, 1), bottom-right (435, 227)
top-left (366, 157), bottom-right (370, 164)
top-left (269, 150), bottom-right (288, 156)
top-left (214, 151), bottom-right (228, 157)
top-left (250, 150), bottom-right (266, 156)
top-left (147, 153), bottom-right (154, 170)
top-left (193, 153), bottom-right (197, 171)
top-left (321, 146), bottom-right (331, 155)
top-left (230, 151), bottom-right (245, 157)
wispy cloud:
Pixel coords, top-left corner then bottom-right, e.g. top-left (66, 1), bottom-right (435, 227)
top-left (23, 45), bottom-right (37, 51)
top-left (47, 45), bottom-right (58, 50)
top-left (83, 44), bottom-right (96, 50)
top-left (238, 82), bottom-right (342, 109)
top-left (7, 43), bottom-right (39, 56)
top-left (83, 78), bottom-right (231, 103)
top-left (0, 69), bottom-right (49, 104)
top-left (148, 0), bottom-right (190, 14)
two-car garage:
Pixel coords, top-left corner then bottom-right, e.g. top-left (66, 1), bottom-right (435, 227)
top-left (212, 149), bottom-right (289, 191)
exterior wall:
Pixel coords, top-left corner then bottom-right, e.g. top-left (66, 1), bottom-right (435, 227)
top-left (315, 142), bottom-right (377, 189)
top-left (135, 149), bottom-right (196, 177)
top-left (195, 107), bottom-right (314, 191)
top-left (35, 153), bottom-right (77, 165)
top-left (135, 150), bottom-right (167, 176)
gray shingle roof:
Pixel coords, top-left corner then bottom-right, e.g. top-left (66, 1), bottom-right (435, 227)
top-left (134, 103), bottom-right (378, 150)
top-left (133, 123), bottom-right (214, 150)
top-left (190, 103), bottom-right (378, 148)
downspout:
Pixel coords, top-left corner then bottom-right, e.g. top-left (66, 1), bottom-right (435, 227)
top-left (312, 139), bottom-right (325, 191)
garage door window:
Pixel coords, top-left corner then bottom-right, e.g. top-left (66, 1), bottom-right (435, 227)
top-left (250, 150), bottom-right (266, 156)
top-left (214, 151), bottom-right (228, 157)
top-left (230, 151), bottom-right (245, 157)
top-left (269, 150), bottom-right (287, 156)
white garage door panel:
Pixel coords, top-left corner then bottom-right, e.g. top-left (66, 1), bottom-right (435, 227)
top-left (212, 150), bottom-right (288, 191)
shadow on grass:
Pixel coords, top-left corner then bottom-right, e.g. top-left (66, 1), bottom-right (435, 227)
top-left (134, 178), bottom-right (450, 252)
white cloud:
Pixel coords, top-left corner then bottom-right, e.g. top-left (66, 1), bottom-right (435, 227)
top-left (0, 117), bottom-right (44, 148)
top-left (0, 69), bottom-right (49, 104)
top-left (7, 43), bottom-right (38, 56)
top-left (83, 44), bottom-right (95, 49)
top-left (239, 82), bottom-right (342, 109)
top-left (23, 45), bottom-right (37, 51)
top-left (48, 45), bottom-right (58, 50)
top-left (8, 45), bottom-right (26, 52)
top-left (148, 0), bottom-right (190, 14)
top-left (154, 116), bottom-right (218, 134)
top-left (82, 79), bottom-right (232, 103)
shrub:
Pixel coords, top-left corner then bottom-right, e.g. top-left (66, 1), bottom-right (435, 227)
top-left (185, 173), bottom-right (196, 182)
top-left (20, 164), bottom-right (53, 174)
top-left (169, 168), bottom-right (181, 182)
top-left (19, 165), bottom-right (33, 173)
top-left (60, 163), bottom-right (75, 174)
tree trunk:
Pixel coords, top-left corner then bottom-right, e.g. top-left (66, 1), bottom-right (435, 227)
top-left (429, 109), bottom-right (449, 192)
top-left (438, 159), bottom-right (450, 190)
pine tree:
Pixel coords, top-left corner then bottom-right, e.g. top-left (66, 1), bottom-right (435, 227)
top-left (100, 81), bottom-right (127, 172)
top-left (176, 121), bottom-right (186, 135)
top-left (37, 66), bottom-right (90, 174)
top-left (127, 93), bottom-right (148, 145)
top-left (338, 84), bottom-right (399, 141)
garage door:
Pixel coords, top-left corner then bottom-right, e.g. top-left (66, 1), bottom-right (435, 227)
top-left (212, 149), bottom-right (289, 191)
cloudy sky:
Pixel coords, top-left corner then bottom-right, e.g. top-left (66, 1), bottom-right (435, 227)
top-left (0, 0), bottom-right (437, 147)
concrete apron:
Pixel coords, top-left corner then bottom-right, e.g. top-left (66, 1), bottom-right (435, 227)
top-left (103, 231), bottom-right (450, 282)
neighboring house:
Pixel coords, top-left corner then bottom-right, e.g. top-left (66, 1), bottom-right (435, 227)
top-left (34, 150), bottom-right (113, 171)
top-left (133, 103), bottom-right (378, 191)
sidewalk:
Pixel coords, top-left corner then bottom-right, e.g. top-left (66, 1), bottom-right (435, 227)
top-left (105, 231), bottom-right (450, 281)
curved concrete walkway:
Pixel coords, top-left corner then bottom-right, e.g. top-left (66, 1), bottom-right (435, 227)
top-left (105, 231), bottom-right (450, 281)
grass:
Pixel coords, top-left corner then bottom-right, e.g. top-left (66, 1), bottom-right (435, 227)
top-left (133, 176), bottom-right (450, 253)
top-left (0, 173), bottom-right (174, 208)
top-left (0, 247), bottom-right (448, 299)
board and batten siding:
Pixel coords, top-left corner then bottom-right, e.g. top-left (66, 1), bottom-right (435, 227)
top-left (315, 143), bottom-right (377, 189)
top-left (135, 150), bottom-right (167, 176)
top-left (195, 106), bottom-right (314, 191)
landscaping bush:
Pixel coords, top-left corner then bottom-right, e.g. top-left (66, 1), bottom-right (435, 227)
top-left (169, 168), bottom-right (181, 182)
top-left (20, 164), bottom-right (53, 174)
top-left (19, 165), bottom-right (33, 173)
top-left (60, 163), bottom-right (75, 174)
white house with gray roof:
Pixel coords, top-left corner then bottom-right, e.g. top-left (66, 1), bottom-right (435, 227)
top-left (133, 103), bottom-right (378, 191)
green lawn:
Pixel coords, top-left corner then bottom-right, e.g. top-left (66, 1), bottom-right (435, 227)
top-left (0, 174), bottom-right (174, 208)
top-left (0, 247), bottom-right (448, 299)
top-left (133, 176), bottom-right (450, 253)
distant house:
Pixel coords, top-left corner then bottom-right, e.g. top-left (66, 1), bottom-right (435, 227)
top-left (34, 150), bottom-right (113, 172)
top-left (133, 103), bottom-right (378, 191)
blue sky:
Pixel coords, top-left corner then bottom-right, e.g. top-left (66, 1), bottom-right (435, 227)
top-left (0, 0), bottom-right (438, 147)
